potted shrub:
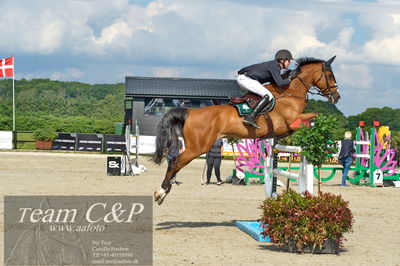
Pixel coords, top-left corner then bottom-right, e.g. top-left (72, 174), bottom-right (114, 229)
top-left (260, 189), bottom-right (354, 254)
top-left (33, 127), bottom-right (58, 150)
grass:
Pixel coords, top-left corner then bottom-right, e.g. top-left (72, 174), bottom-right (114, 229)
top-left (16, 132), bottom-right (35, 149)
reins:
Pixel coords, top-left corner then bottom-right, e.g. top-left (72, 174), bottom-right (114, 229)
top-left (275, 93), bottom-right (306, 102)
top-left (276, 62), bottom-right (337, 102)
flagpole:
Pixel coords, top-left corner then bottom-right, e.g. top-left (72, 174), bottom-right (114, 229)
top-left (12, 56), bottom-right (16, 148)
top-left (12, 75), bottom-right (15, 132)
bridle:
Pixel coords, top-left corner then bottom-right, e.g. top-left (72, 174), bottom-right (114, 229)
top-left (296, 62), bottom-right (338, 99)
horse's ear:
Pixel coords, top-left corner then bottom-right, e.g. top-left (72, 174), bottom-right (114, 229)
top-left (325, 55), bottom-right (336, 67)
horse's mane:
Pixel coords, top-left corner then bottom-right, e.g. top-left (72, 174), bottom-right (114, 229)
top-left (267, 57), bottom-right (325, 94)
top-left (294, 57), bottom-right (324, 71)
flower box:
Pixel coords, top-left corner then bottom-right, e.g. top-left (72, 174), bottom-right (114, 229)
top-left (260, 189), bottom-right (353, 254)
top-left (35, 140), bottom-right (53, 150)
top-left (33, 127), bottom-right (57, 150)
top-left (287, 238), bottom-right (339, 254)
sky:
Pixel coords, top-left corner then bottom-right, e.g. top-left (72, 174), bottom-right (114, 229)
top-left (0, 0), bottom-right (399, 116)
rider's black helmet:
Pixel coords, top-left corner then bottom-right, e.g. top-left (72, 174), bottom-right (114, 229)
top-left (275, 49), bottom-right (293, 60)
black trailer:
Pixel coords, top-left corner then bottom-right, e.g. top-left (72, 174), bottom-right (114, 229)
top-left (124, 76), bottom-right (243, 136)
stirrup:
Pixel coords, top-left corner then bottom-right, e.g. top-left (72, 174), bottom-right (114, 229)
top-left (243, 117), bottom-right (260, 129)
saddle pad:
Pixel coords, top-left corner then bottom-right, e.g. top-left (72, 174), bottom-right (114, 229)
top-left (233, 98), bottom-right (275, 116)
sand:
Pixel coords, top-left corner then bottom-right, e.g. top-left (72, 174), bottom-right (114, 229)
top-left (0, 151), bottom-right (399, 265)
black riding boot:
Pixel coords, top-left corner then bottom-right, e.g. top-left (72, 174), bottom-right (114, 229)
top-left (243, 95), bottom-right (271, 129)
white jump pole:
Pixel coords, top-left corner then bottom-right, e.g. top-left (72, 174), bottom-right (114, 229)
top-left (264, 138), bottom-right (275, 199)
top-left (265, 139), bottom-right (313, 199)
top-left (299, 154), bottom-right (313, 195)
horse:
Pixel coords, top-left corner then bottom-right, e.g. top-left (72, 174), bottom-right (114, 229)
top-left (152, 56), bottom-right (340, 205)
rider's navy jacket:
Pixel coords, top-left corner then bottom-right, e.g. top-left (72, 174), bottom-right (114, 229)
top-left (238, 60), bottom-right (290, 88)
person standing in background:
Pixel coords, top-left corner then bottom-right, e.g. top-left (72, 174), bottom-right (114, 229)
top-left (206, 138), bottom-right (224, 185)
top-left (338, 131), bottom-right (355, 187)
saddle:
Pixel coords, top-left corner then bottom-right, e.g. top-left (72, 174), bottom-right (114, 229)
top-left (229, 91), bottom-right (261, 109)
top-left (229, 92), bottom-right (275, 116)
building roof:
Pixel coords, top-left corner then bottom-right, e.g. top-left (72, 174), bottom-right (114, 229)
top-left (125, 76), bottom-right (243, 99)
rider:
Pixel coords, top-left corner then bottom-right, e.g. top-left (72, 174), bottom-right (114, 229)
top-left (237, 49), bottom-right (294, 128)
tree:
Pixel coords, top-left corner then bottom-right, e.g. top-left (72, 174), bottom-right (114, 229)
top-left (292, 114), bottom-right (339, 193)
top-left (346, 107), bottom-right (400, 131)
top-left (0, 79), bottom-right (124, 134)
top-left (305, 99), bottom-right (344, 116)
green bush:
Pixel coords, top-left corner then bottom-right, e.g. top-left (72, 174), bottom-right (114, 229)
top-left (0, 114), bottom-right (12, 130)
top-left (260, 189), bottom-right (353, 252)
top-left (33, 127), bottom-right (58, 141)
top-left (14, 115), bottom-right (116, 134)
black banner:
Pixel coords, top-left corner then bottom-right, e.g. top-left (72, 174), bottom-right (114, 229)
top-left (107, 156), bottom-right (122, 176)
top-left (105, 135), bottom-right (126, 153)
top-left (77, 134), bottom-right (103, 152)
top-left (52, 133), bottom-right (76, 150)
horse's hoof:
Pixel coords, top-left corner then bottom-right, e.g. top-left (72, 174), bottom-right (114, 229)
top-left (154, 188), bottom-right (167, 205)
top-left (154, 191), bottom-right (161, 201)
top-left (157, 193), bottom-right (167, 205)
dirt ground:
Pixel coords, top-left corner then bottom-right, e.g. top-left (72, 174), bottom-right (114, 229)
top-left (1, 151), bottom-right (399, 266)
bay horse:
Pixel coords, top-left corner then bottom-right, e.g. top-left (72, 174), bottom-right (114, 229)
top-left (152, 56), bottom-right (340, 205)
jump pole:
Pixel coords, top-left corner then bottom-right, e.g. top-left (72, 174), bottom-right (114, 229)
top-left (265, 138), bottom-right (313, 199)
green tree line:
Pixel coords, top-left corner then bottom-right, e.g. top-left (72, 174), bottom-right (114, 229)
top-left (0, 78), bottom-right (398, 138)
top-left (0, 79), bottom-right (125, 134)
top-left (304, 99), bottom-right (400, 140)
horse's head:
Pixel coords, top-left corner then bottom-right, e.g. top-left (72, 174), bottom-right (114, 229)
top-left (293, 56), bottom-right (341, 104)
top-left (317, 56), bottom-right (340, 104)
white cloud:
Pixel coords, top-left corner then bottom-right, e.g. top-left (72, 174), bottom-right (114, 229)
top-left (317, 0), bottom-right (352, 2)
top-left (93, 21), bottom-right (132, 46)
top-left (18, 67), bottom-right (83, 81)
top-left (0, 0), bottom-right (399, 64)
top-left (364, 37), bottom-right (400, 64)
top-left (359, 11), bottom-right (400, 64)
top-left (0, 1), bottom-right (381, 62)
top-left (336, 27), bottom-right (354, 47)
top-left (336, 64), bottom-right (373, 88)
top-left (377, 0), bottom-right (400, 4)
top-left (1, 0), bottom-right (399, 115)
top-left (0, 7), bottom-right (65, 54)
top-left (151, 67), bottom-right (180, 77)
top-left (49, 68), bottom-right (84, 80)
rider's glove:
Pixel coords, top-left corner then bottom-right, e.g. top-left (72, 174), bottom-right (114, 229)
top-left (288, 69), bottom-right (299, 81)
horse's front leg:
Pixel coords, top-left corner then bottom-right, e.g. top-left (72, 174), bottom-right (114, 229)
top-left (297, 112), bottom-right (318, 120)
top-left (289, 112), bottom-right (318, 130)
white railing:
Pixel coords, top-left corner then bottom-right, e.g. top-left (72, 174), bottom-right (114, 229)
top-left (265, 139), bottom-right (314, 199)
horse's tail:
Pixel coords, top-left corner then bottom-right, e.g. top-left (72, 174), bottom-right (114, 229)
top-left (152, 107), bottom-right (188, 164)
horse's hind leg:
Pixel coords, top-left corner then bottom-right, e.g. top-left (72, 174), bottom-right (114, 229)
top-left (154, 149), bottom-right (205, 205)
top-left (154, 165), bottom-right (176, 205)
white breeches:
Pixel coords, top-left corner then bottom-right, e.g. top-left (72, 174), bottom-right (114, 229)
top-left (237, 74), bottom-right (274, 99)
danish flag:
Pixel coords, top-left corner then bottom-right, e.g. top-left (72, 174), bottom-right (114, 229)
top-left (0, 57), bottom-right (14, 77)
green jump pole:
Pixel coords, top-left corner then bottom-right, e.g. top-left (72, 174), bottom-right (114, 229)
top-left (369, 127), bottom-right (377, 186)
